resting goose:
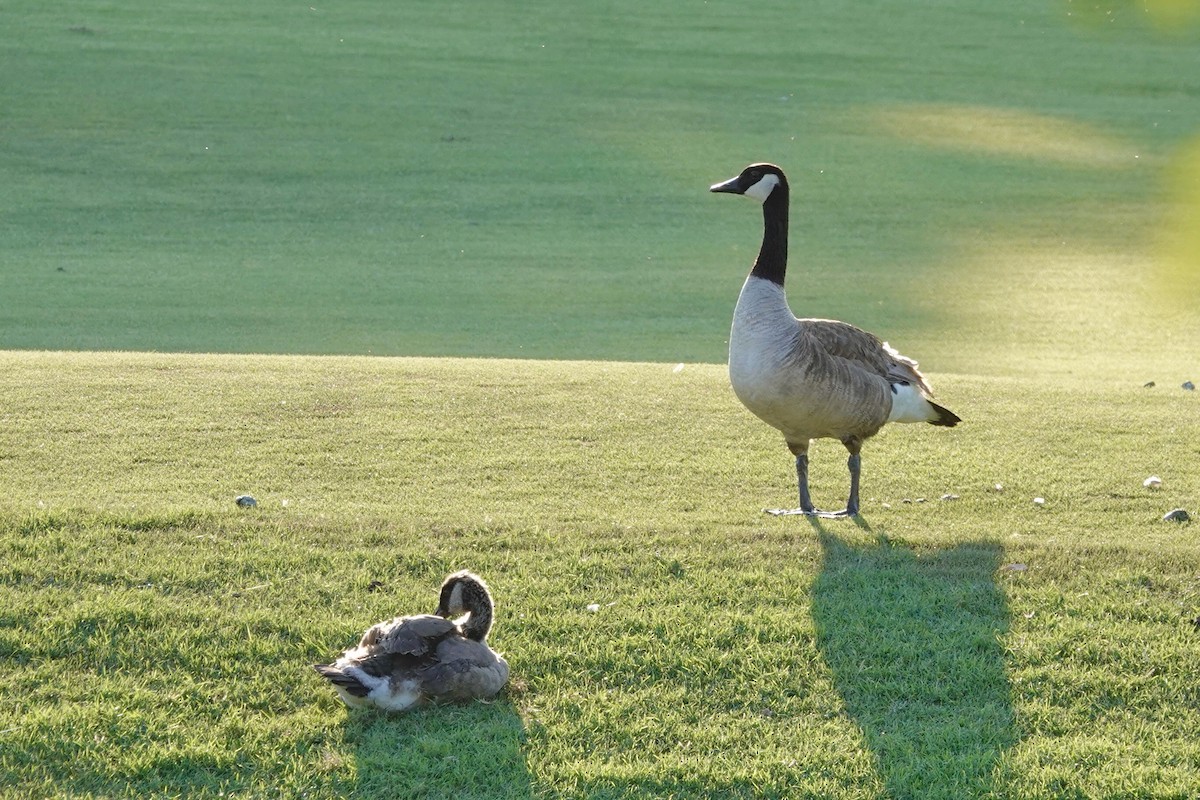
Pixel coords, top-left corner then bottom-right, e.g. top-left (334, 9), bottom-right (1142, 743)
top-left (313, 570), bottom-right (509, 711)
top-left (710, 163), bottom-right (960, 517)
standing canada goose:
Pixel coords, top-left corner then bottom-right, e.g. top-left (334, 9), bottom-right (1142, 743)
top-left (313, 570), bottom-right (509, 711)
top-left (710, 163), bottom-right (960, 517)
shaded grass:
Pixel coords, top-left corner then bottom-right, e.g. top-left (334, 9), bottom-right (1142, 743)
top-left (2, 351), bottom-right (1199, 798)
top-left (813, 531), bottom-right (1015, 799)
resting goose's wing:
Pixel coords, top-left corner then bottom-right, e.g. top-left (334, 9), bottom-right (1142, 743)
top-left (420, 637), bottom-right (510, 700)
top-left (356, 614), bottom-right (459, 658)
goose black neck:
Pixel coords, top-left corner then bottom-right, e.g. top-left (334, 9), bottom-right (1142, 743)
top-left (749, 186), bottom-right (789, 286)
top-left (462, 600), bottom-right (493, 642)
top-left (456, 581), bottom-right (494, 642)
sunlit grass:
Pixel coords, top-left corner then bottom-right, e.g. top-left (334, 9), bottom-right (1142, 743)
top-left (866, 105), bottom-right (1143, 168)
top-left (3, 0), bottom-right (1200, 797)
top-left (2, 351), bottom-right (1199, 798)
top-left (924, 241), bottom-right (1198, 379)
top-left (1155, 135), bottom-right (1200, 305)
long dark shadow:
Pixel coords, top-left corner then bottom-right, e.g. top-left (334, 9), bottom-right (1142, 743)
top-left (811, 528), bottom-right (1016, 799)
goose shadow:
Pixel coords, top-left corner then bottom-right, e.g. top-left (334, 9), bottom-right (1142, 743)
top-left (341, 699), bottom-right (534, 799)
top-left (810, 524), bottom-right (1017, 798)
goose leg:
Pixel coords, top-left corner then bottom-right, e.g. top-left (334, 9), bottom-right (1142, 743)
top-left (844, 452), bottom-right (862, 516)
top-left (837, 437), bottom-right (864, 517)
top-left (766, 442), bottom-right (821, 516)
top-left (797, 452), bottom-right (815, 513)
top-left (766, 440), bottom-right (863, 518)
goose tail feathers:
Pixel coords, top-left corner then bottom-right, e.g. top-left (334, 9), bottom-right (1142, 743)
top-left (888, 382), bottom-right (961, 427)
top-left (313, 664), bottom-right (370, 698)
top-left (926, 400), bottom-right (961, 428)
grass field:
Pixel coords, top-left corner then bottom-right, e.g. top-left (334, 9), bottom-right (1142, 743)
top-left (2, 352), bottom-right (1199, 799)
top-left (3, 0), bottom-right (1200, 366)
top-left (4, 0), bottom-right (1200, 798)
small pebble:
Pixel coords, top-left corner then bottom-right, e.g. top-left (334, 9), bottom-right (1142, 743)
top-left (1144, 476), bottom-right (1163, 489)
top-left (940, 493), bottom-right (960, 501)
top-left (1163, 508), bottom-right (1190, 523)
top-left (1183, 381), bottom-right (1196, 391)
top-left (993, 483), bottom-right (1004, 493)
top-left (235, 495), bottom-right (258, 508)
top-left (1033, 497), bottom-right (1046, 506)
top-left (586, 603), bottom-right (601, 613)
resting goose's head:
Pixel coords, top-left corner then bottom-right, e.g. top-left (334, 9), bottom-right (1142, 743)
top-left (710, 163), bottom-right (788, 203)
top-left (435, 570), bottom-right (496, 642)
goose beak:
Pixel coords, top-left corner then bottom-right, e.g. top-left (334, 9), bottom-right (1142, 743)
top-left (709, 176), bottom-right (742, 194)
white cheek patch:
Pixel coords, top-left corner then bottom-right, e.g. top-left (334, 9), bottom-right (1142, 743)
top-left (743, 174), bottom-right (780, 202)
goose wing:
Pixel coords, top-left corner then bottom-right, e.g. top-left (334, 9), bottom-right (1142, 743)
top-left (803, 319), bottom-right (935, 394)
top-left (356, 614), bottom-right (460, 658)
top-left (321, 614), bottom-right (461, 692)
top-left (420, 637), bottom-right (510, 700)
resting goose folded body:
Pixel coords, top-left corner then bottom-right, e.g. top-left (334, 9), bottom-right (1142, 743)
top-left (710, 163), bottom-right (960, 518)
top-left (313, 570), bottom-right (509, 711)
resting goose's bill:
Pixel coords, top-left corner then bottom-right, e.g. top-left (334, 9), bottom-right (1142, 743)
top-left (710, 163), bottom-right (960, 518)
top-left (313, 570), bottom-right (509, 711)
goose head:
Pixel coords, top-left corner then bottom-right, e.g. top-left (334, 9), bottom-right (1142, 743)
top-left (710, 163), bottom-right (788, 203)
top-left (434, 570), bottom-right (496, 642)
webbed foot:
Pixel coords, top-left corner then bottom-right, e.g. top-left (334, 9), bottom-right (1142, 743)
top-left (764, 507), bottom-right (857, 519)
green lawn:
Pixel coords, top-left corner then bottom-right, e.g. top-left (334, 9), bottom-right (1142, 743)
top-left (3, 0), bottom-right (1200, 797)
top-left (2, 352), bottom-right (1199, 798)
top-left (3, 0), bottom-right (1199, 366)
